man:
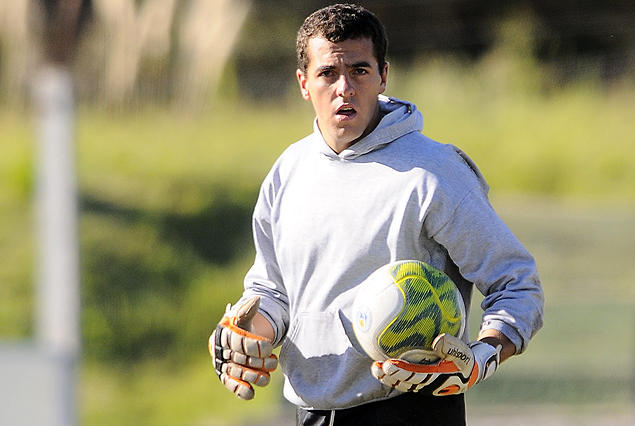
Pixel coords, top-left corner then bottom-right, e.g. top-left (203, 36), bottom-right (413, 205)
top-left (210, 4), bottom-right (544, 426)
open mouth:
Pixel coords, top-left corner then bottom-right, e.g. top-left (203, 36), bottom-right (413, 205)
top-left (336, 105), bottom-right (357, 118)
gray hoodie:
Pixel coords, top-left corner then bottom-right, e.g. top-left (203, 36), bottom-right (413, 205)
top-left (240, 96), bottom-right (544, 409)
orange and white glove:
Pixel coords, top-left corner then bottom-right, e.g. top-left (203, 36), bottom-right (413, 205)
top-left (371, 333), bottom-right (501, 396)
top-left (209, 296), bottom-right (278, 400)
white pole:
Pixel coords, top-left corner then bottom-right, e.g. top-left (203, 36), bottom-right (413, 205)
top-left (33, 65), bottom-right (80, 426)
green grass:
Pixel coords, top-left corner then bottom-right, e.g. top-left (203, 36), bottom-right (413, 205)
top-left (493, 195), bottom-right (635, 303)
top-left (467, 197), bottom-right (635, 408)
top-left (75, 102), bottom-right (314, 213)
top-left (2, 59), bottom-right (635, 424)
top-left (81, 356), bottom-right (287, 426)
top-left (0, 111), bottom-right (35, 339)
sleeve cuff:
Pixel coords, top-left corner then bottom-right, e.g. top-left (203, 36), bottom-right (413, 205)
top-left (479, 319), bottom-right (525, 354)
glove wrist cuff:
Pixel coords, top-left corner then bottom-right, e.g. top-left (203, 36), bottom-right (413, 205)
top-left (469, 341), bottom-right (501, 385)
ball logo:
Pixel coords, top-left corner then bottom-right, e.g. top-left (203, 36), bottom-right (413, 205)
top-left (355, 306), bottom-right (372, 333)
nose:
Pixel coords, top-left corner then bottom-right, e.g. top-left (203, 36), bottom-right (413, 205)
top-left (336, 74), bottom-right (354, 98)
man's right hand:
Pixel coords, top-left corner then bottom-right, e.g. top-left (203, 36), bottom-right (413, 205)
top-left (209, 296), bottom-right (278, 400)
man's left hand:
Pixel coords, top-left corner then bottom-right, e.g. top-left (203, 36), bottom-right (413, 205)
top-left (371, 333), bottom-right (501, 396)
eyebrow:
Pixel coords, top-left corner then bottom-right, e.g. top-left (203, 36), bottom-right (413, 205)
top-left (350, 61), bottom-right (373, 69)
top-left (315, 65), bottom-right (337, 73)
top-left (315, 61), bottom-right (373, 73)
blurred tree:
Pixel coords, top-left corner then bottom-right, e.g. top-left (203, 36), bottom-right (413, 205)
top-left (41, 0), bottom-right (92, 65)
top-left (0, 0), bottom-right (41, 107)
top-left (174, 0), bottom-right (250, 110)
top-left (87, 0), bottom-right (251, 110)
top-left (91, 0), bottom-right (177, 107)
top-left (0, 0), bottom-right (251, 110)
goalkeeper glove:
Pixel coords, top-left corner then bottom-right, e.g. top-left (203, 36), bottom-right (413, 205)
top-left (371, 333), bottom-right (501, 396)
top-left (209, 296), bottom-right (278, 400)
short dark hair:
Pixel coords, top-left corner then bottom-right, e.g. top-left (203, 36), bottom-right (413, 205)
top-left (296, 4), bottom-right (388, 74)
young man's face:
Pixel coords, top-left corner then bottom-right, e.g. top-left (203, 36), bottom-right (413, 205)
top-left (297, 37), bottom-right (388, 153)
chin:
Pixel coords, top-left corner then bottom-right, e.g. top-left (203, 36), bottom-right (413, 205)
top-left (338, 128), bottom-right (364, 142)
top-left (336, 135), bottom-right (361, 148)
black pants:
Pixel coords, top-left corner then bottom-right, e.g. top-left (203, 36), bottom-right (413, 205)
top-left (297, 393), bottom-right (466, 426)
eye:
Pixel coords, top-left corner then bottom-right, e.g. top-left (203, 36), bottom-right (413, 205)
top-left (353, 68), bottom-right (369, 76)
top-left (318, 69), bottom-right (336, 78)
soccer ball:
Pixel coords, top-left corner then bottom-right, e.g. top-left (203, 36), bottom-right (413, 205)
top-left (352, 260), bottom-right (465, 364)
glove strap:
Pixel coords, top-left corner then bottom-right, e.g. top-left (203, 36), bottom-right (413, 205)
top-left (469, 341), bottom-right (501, 387)
top-left (213, 324), bottom-right (226, 378)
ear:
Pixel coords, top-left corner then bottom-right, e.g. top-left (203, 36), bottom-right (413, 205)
top-left (296, 69), bottom-right (311, 101)
top-left (379, 62), bottom-right (389, 94)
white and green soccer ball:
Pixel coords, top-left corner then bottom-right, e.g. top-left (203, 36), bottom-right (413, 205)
top-left (353, 260), bottom-right (466, 364)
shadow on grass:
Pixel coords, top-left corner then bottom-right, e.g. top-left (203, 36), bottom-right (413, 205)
top-left (79, 185), bottom-right (258, 362)
top-left (80, 188), bottom-right (255, 266)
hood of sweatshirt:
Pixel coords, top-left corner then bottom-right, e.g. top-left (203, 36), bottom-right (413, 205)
top-left (313, 95), bottom-right (424, 160)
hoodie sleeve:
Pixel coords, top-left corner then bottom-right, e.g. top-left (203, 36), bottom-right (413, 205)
top-left (240, 171), bottom-right (290, 347)
top-left (426, 149), bottom-right (544, 354)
